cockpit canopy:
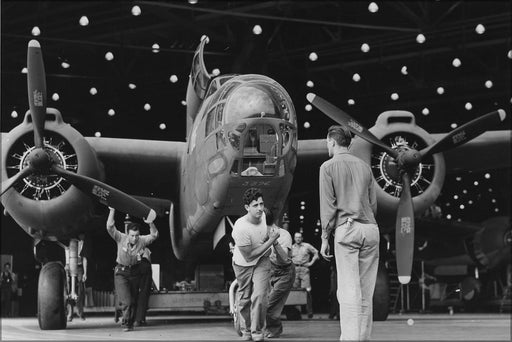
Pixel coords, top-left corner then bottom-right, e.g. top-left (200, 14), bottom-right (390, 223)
top-left (204, 75), bottom-right (296, 137)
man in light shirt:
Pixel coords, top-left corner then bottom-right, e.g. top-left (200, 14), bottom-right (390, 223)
top-left (232, 188), bottom-right (279, 342)
top-left (291, 232), bottom-right (319, 318)
top-left (264, 208), bottom-right (295, 338)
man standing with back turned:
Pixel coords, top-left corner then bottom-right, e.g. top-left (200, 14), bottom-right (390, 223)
top-left (232, 188), bottom-right (280, 342)
top-left (319, 125), bottom-right (379, 341)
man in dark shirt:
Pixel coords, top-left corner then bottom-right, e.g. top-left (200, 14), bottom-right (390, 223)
top-left (319, 125), bottom-right (379, 341)
top-left (106, 207), bottom-right (158, 332)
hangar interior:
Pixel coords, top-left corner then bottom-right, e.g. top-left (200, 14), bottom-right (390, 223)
top-left (1, 1), bottom-right (510, 317)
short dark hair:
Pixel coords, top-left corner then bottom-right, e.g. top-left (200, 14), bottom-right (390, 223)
top-left (327, 125), bottom-right (352, 147)
top-left (126, 222), bottom-right (140, 233)
top-left (243, 187), bottom-right (263, 206)
top-left (263, 207), bottom-right (274, 225)
top-left (4, 262), bottom-right (11, 267)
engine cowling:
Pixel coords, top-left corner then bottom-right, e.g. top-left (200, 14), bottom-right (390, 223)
top-left (351, 111), bottom-right (446, 229)
top-left (1, 108), bottom-right (104, 240)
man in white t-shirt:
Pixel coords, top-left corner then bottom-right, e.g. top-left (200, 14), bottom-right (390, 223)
top-left (264, 209), bottom-right (295, 338)
top-left (232, 188), bottom-right (280, 342)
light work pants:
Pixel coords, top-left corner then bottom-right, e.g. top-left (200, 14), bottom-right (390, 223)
top-left (233, 256), bottom-right (271, 341)
top-left (335, 220), bottom-right (379, 341)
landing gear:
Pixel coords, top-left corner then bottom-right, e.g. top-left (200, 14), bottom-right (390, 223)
top-left (37, 261), bottom-right (67, 330)
top-left (373, 262), bottom-right (390, 321)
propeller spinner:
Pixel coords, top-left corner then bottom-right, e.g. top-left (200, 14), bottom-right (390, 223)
top-left (0, 40), bottom-right (155, 222)
top-left (307, 93), bottom-right (507, 284)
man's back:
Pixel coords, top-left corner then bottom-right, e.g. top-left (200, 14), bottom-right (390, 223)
top-left (319, 152), bottom-right (377, 228)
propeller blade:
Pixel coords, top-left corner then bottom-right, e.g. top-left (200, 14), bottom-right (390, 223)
top-left (51, 166), bottom-right (156, 222)
top-left (27, 40), bottom-right (47, 148)
top-left (420, 109), bottom-right (506, 158)
top-left (306, 93), bottom-right (398, 158)
top-left (1, 166), bottom-right (35, 196)
top-left (395, 172), bottom-right (415, 284)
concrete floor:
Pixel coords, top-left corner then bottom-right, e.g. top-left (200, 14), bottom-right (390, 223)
top-left (1, 313), bottom-right (510, 341)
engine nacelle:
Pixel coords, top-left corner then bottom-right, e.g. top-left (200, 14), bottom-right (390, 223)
top-left (1, 108), bottom-right (104, 240)
top-left (351, 111), bottom-right (446, 228)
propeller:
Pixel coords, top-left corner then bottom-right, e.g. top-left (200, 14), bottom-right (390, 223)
top-left (0, 40), bottom-right (156, 223)
top-left (307, 93), bottom-right (507, 284)
top-left (27, 40), bottom-right (47, 148)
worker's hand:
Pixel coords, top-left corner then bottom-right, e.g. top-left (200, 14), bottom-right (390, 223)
top-left (108, 207), bottom-right (115, 212)
top-left (268, 228), bottom-right (280, 242)
top-left (82, 274), bottom-right (87, 282)
top-left (320, 240), bottom-right (333, 261)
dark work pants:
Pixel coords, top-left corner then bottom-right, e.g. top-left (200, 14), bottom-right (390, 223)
top-left (135, 259), bottom-right (152, 322)
top-left (266, 263), bottom-right (295, 336)
top-left (114, 265), bottom-right (139, 327)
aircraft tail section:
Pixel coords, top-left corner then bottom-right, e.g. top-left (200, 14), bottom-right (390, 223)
top-left (186, 35), bottom-right (211, 134)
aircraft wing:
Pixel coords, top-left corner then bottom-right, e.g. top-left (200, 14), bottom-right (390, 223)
top-left (297, 130), bottom-right (511, 173)
top-left (431, 130), bottom-right (511, 173)
top-left (85, 137), bottom-right (186, 200)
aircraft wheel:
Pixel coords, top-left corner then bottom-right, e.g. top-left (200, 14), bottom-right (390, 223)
top-left (38, 261), bottom-right (67, 330)
top-left (372, 262), bottom-right (390, 321)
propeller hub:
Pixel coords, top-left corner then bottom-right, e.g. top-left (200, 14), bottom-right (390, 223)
top-left (27, 148), bottom-right (53, 171)
top-left (397, 148), bottom-right (422, 170)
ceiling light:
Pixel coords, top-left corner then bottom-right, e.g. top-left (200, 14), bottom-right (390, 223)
top-left (159, 123), bottom-right (167, 130)
top-left (508, 50), bottom-right (512, 59)
top-left (108, 109), bottom-right (115, 116)
top-left (131, 5), bottom-right (141, 16)
top-left (452, 58), bottom-right (461, 67)
top-left (152, 43), bottom-right (160, 53)
top-left (89, 87), bottom-right (98, 95)
top-left (468, 200), bottom-right (473, 205)
top-left (105, 52), bottom-right (114, 61)
top-left (21, 67), bottom-right (28, 74)
top-left (252, 25), bottom-right (262, 35)
top-left (52, 93), bottom-right (59, 101)
top-left (465, 102), bottom-right (472, 110)
top-left (462, 189), bottom-right (467, 194)
top-left (181, 100), bottom-right (187, 106)
top-left (61, 61), bottom-right (70, 69)
top-left (437, 86), bottom-right (445, 95)
top-left (361, 43), bottom-right (370, 53)
top-left (309, 52), bottom-right (318, 61)
top-left (491, 198), bottom-right (496, 203)
top-left (169, 75), bottom-right (178, 83)
top-left (11, 110), bottom-right (18, 118)
top-left (416, 33), bottom-right (426, 44)
top-left (352, 73), bottom-right (361, 82)
top-left (453, 195), bottom-right (459, 199)
top-left (485, 80), bottom-right (493, 88)
top-left (475, 24), bottom-right (485, 34)
top-left (474, 181), bottom-right (479, 186)
top-left (459, 204), bottom-right (465, 210)
top-left (300, 201), bottom-right (305, 205)
top-left (79, 16), bottom-right (89, 26)
top-left (368, 2), bottom-right (379, 13)
top-left (304, 122), bottom-right (311, 129)
top-left (422, 108), bottom-right (429, 115)
top-left (456, 176), bottom-right (462, 181)
top-left (401, 66), bottom-right (408, 75)
top-left (128, 83), bottom-right (136, 89)
top-left (348, 99), bottom-right (355, 105)
top-left (306, 80), bottom-right (314, 88)
top-left (31, 26), bottom-right (41, 36)
top-left (446, 214), bottom-right (452, 219)
top-left (484, 173), bottom-right (491, 179)
top-left (305, 104), bottom-right (312, 111)
top-left (212, 68), bottom-right (220, 76)
top-left (450, 123), bottom-right (457, 129)
top-left (94, 132), bottom-right (102, 137)
top-left (188, 0), bottom-right (198, 3)
top-left (495, 208), bottom-right (499, 212)
top-left (144, 103), bottom-right (151, 111)
top-left (391, 93), bottom-right (399, 101)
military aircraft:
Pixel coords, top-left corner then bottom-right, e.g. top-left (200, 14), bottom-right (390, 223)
top-left (0, 35), bottom-right (510, 329)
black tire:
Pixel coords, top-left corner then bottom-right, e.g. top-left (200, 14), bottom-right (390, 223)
top-left (372, 262), bottom-right (390, 321)
top-left (38, 262), bottom-right (67, 330)
top-left (284, 306), bottom-right (302, 320)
